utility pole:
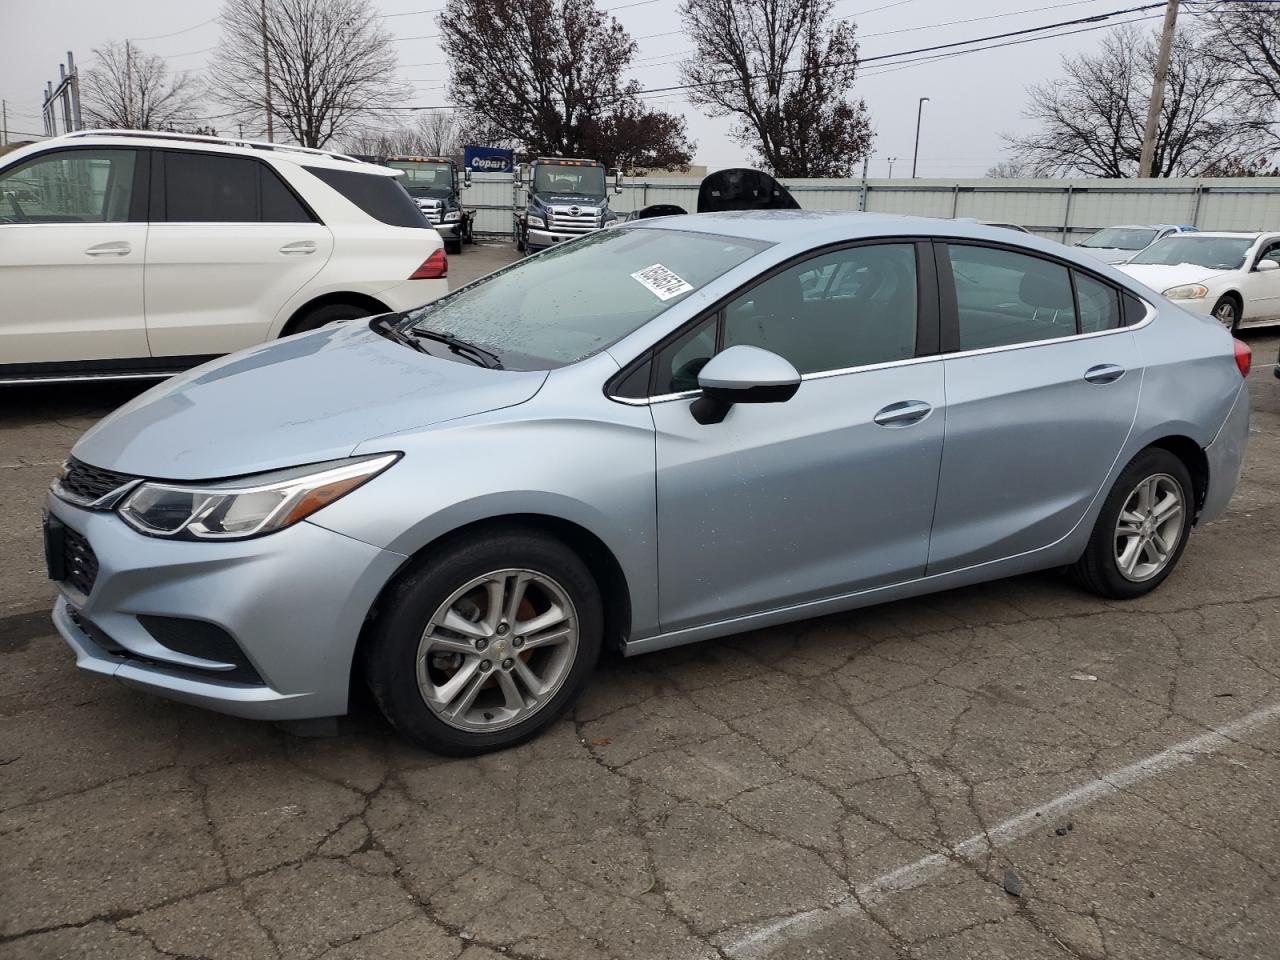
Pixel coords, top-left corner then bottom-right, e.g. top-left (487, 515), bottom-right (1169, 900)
top-left (887, 156), bottom-right (897, 178)
top-left (912, 97), bottom-right (929, 178)
top-left (2, 100), bottom-right (7, 146)
top-left (68, 50), bottom-right (82, 131)
top-left (125, 39), bottom-right (134, 128)
top-left (261, 0), bottom-right (274, 142)
top-left (1139, 0), bottom-right (1179, 178)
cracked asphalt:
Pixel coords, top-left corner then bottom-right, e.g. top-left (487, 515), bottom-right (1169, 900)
top-left (1, 262), bottom-right (1277, 958)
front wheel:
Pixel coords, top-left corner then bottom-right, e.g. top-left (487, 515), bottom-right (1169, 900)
top-left (1073, 448), bottom-right (1194, 599)
top-left (446, 236), bottom-right (463, 256)
top-left (364, 530), bottom-right (602, 755)
top-left (1212, 295), bottom-right (1241, 333)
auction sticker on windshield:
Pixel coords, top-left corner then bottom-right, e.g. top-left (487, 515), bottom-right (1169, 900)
top-left (631, 263), bottom-right (694, 301)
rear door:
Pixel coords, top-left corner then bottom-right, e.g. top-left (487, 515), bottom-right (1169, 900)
top-left (0, 146), bottom-right (148, 365)
top-left (144, 150), bottom-right (333, 358)
top-left (927, 241), bottom-right (1143, 574)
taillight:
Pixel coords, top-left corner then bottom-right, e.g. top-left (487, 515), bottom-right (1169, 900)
top-left (410, 249), bottom-right (447, 279)
top-left (1234, 338), bottom-right (1252, 378)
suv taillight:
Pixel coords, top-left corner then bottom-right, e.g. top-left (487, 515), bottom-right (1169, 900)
top-left (1234, 338), bottom-right (1252, 378)
top-left (410, 249), bottom-right (447, 279)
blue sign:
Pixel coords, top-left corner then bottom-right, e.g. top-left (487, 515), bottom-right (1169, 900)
top-left (464, 145), bottom-right (514, 174)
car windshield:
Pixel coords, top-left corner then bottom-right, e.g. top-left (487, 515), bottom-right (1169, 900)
top-left (388, 161), bottom-right (453, 198)
top-left (1080, 227), bottom-right (1158, 250)
top-left (395, 227), bottom-right (770, 369)
top-left (1128, 236), bottom-right (1253, 270)
top-left (533, 164), bottom-right (606, 197)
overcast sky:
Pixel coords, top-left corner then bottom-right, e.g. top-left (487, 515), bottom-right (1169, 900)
top-left (3, 0), bottom-right (1174, 176)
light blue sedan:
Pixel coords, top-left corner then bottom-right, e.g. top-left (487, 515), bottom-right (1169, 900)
top-left (45, 213), bottom-right (1251, 754)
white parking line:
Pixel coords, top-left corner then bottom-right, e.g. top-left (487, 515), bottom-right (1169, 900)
top-left (723, 700), bottom-right (1280, 959)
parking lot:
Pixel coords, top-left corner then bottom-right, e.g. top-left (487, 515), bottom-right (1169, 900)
top-left (2, 270), bottom-right (1278, 958)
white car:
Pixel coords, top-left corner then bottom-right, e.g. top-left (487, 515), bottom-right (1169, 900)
top-left (1077, 223), bottom-right (1197, 264)
top-left (1116, 231), bottom-right (1280, 332)
top-left (0, 130), bottom-right (449, 384)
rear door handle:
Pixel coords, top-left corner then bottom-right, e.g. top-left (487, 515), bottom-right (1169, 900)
top-left (873, 400), bottom-right (932, 427)
top-left (85, 241), bottom-right (131, 257)
top-left (279, 240), bottom-right (317, 255)
top-left (1084, 363), bottom-right (1126, 384)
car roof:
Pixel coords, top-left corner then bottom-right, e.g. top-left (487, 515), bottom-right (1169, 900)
top-left (13, 130), bottom-right (396, 175)
top-left (1168, 231), bottom-right (1263, 240)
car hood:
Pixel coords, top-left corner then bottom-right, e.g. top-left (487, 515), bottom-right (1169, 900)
top-left (1115, 263), bottom-right (1227, 293)
top-left (72, 321), bottom-right (548, 480)
top-left (1078, 247), bottom-right (1141, 264)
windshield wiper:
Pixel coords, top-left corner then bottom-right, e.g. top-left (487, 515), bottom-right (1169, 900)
top-left (409, 327), bottom-right (504, 369)
top-left (372, 314), bottom-right (430, 353)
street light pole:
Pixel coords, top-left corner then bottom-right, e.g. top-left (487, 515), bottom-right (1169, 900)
top-left (912, 97), bottom-right (929, 178)
top-left (887, 157), bottom-right (897, 178)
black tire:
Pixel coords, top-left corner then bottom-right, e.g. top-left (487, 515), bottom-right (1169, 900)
top-left (1073, 447), bottom-right (1194, 600)
top-left (515, 226), bottom-right (526, 253)
top-left (446, 236), bottom-right (463, 256)
top-left (1211, 294), bottom-right (1241, 333)
top-left (288, 302), bottom-right (374, 336)
top-left (464, 220), bottom-right (476, 245)
top-left (363, 529), bottom-right (602, 756)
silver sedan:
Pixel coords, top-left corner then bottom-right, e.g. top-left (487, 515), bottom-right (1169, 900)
top-left (45, 213), bottom-right (1251, 754)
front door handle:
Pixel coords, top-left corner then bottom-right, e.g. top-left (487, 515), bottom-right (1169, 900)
top-left (85, 241), bottom-right (131, 257)
top-left (279, 240), bottom-right (317, 255)
top-left (1084, 363), bottom-right (1126, 384)
top-left (873, 400), bottom-right (932, 427)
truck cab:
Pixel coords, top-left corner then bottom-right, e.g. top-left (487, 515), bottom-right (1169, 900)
top-left (515, 157), bottom-right (622, 253)
top-left (383, 156), bottom-right (474, 255)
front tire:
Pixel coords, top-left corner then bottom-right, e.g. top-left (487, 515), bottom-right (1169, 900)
top-left (446, 236), bottom-right (463, 256)
top-left (1073, 448), bottom-right (1194, 599)
top-left (364, 529), bottom-right (602, 756)
top-left (1212, 294), bottom-right (1241, 333)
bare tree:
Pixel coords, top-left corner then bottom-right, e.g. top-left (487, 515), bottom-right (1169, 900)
top-left (1205, 3), bottom-right (1280, 149)
top-left (209, 0), bottom-right (408, 147)
top-left (1005, 25), bottom-right (1265, 178)
top-left (81, 40), bottom-right (204, 130)
top-left (439, 0), bottom-right (693, 170)
top-left (343, 113), bottom-right (463, 158)
top-left (679, 0), bottom-right (872, 177)
top-left (985, 159), bottom-right (1032, 178)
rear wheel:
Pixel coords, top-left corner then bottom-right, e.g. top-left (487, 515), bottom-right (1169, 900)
top-left (1074, 448), bottom-right (1194, 599)
top-left (364, 530), bottom-right (602, 755)
top-left (1212, 294), bottom-right (1241, 333)
top-left (288, 302), bottom-right (374, 336)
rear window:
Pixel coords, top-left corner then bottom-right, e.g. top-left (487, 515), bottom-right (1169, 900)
top-left (305, 167), bottom-right (427, 228)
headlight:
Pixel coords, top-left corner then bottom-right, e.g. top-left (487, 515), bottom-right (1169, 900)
top-left (1162, 283), bottom-right (1209, 300)
top-left (527, 215), bottom-right (546, 229)
top-left (118, 454), bottom-right (398, 541)
top-left (443, 210), bottom-right (461, 222)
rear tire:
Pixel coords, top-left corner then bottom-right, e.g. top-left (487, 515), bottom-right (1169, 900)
top-left (1073, 448), bottom-right (1194, 599)
top-left (1212, 294), bottom-right (1241, 333)
top-left (363, 529), bottom-right (602, 756)
top-left (288, 302), bottom-right (374, 336)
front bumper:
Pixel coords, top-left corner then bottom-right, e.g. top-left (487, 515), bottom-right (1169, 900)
top-left (526, 227), bottom-right (601, 250)
top-left (46, 494), bottom-right (406, 721)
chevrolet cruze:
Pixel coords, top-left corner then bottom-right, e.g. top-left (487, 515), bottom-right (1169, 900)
top-left (45, 213), bottom-right (1251, 755)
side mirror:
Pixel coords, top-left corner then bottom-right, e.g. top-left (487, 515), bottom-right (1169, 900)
top-left (690, 345), bottom-right (800, 425)
top-left (1257, 258), bottom-right (1278, 272)
top-left (516, 163), bottom-right (529, 186)
top-left (610, 167), bottom-right (623, 195)
top-left (462, 168), bottom-right (472, 189)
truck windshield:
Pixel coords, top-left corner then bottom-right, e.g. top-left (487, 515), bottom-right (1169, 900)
top-left (533, 164), bottom-right (606, 197)
top-left (388, 161), bottom-right (454, 198)
top-left (395, 227), bottom-right (770, 369)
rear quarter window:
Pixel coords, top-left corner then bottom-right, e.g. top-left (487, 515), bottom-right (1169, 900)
top-left (304, 166), bottom-right (428, 228)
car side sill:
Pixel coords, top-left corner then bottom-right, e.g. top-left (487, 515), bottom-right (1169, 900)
top-left (0, 355), bottom-right (219, 385)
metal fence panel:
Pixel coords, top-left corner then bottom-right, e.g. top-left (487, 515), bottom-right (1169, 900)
top-left (458, 173), bottom-right (1280, 243)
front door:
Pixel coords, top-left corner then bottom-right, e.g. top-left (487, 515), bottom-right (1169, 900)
top-left (1240, 237), bottom-right (1280, 322)
top-left (0, 147), bottom-right (148, 365)
top-left (652, 241), bottom-right (945, 632)
top-left (145, 150), bottom-right (332, 358)
top-left (927, 242), bottom-right (1143, 573)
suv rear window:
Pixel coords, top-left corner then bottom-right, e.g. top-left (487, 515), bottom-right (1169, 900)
top-left (305, 167), bottom-right (427, 228)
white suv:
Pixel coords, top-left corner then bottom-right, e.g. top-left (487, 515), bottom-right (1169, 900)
top-left (0, 130), bottom-right (449, 384)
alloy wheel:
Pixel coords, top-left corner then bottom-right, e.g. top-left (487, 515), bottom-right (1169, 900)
top-left (1214, 300), bottom-right (1237, 329)
top-left (1113, 474), bottom-right (1185, 582)
top-left (415, 569), bottom-right (579, 732)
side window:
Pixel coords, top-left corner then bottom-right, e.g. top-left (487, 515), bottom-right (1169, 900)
top-left (946, 244), bottom-right (1076, 350)
top-left (165, 152), bottom-right (257, 222)
top-left (722, 243), bottom-right (918, 374)
top-left (1075, 273), bottom-right (1123, 333)
top-left (0, 149), bottom-right (136, 223)
top-left (1256, 240), bottom-right (1280, 267)
top-left (654, 315), bottom-right (717, 394)
top-left (261, 167), bottom-right (314, 222)
top-left (304, 167), bottom-right (428, 228)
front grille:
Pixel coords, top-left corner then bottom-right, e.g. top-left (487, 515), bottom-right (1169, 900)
top-left (63, 526), bottom-right (99, 596)
top-left (58, 457), bottom-right (137, 507)
top-left (418, 201), bottom-right (443, 224)
top-left (548, 206), bottom-right (602, 234)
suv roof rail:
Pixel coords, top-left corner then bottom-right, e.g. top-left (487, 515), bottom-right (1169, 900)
top-left (58, 129), bottom-right (369, 164)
